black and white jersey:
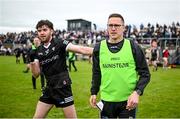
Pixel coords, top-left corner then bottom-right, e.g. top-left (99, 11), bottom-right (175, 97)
top-left (151, 48), bottom-right (158, 59)
top-left (36, 38), bottom-right (69, 77)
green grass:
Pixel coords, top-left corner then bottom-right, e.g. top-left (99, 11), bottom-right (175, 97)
top-left (0, 56), bottom-right (180, 118)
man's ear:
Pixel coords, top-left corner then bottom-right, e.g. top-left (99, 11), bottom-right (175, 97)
top-left (50, 29), bottom-right (54, 35)
top-left (122, 25), bottom-right (125, 32)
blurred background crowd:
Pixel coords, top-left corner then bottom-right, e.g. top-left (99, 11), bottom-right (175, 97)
top-left (0, 22), bottom-right (180, 66)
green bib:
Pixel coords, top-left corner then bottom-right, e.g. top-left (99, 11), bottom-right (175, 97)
top-left (32, 44), bottom-right (36, 50)
top-left (68, 52), bottom-right (76, 61)
top-left (100, 39), bottom-right (138, 102)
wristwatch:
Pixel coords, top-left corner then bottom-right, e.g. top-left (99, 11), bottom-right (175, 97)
top-left (136, 89), bottom-right (142, 96)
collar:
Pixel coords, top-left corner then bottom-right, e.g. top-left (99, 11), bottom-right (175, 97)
top-left (43, 42), bottom-right (51, 48)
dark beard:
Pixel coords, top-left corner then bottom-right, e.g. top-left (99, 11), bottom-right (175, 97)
top-left (40, 36), bottom-right (51, 44)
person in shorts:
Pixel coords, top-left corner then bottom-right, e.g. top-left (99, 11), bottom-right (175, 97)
top-left (30, 19), bottom-right (93, 118)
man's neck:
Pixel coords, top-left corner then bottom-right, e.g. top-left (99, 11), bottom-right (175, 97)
top-left (108, 37), bottom-right (123, 44)
top-left (44, 37), bottom-right (52, 46)
top-left (43, 37), bottom-right (52, 48)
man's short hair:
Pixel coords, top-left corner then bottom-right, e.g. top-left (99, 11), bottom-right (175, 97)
top-left (151, 38), bottom-right (157, 43)
top-left (36, 20), bottom-right (54, 30)
top-left (108, 13), bottom-right (124, 23)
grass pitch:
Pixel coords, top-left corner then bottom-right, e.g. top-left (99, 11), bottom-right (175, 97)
top-left (0, 56), bottom-right (180, 118)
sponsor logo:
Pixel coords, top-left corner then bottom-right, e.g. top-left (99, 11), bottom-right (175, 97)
top-left (111, 57), bottom-right (120, 61)
top-left (41, 55), bottom-right (59, 65)
top-left (102, 63), bottom-right (129, 68)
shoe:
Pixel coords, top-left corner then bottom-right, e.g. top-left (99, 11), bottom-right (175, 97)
top-left (23, 70), bottom-right (28, 73)
top-left (155, 66), bottom-right (158, 71)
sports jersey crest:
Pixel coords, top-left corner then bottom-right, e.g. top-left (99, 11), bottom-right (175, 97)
top-left (45, 49), bottom-right (49, 55)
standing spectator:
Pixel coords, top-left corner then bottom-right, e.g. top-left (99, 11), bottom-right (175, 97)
top-left (145, 47), bottom-right (151, 66)
top-left (162, 47), bottom-right (169, 69)
top-left (14, 46), bottom-right (21, 64)
top-left (150, 39), bottom-right (159, 71)
top-left (168, 44), bottom-right (176, 68)
top-left (30, 37), bottom-right (45, 90)
top-left (30, 20), bottom-right (93, 118)
top-left (22, 44), bottom-right (32, 73)
top-left (89, 13), bottom-right (150, 118)
top-left (22, 44), bottom-right (29, 64)
top-left (175, 46), bottom-right (180, 65)
top-left (68, 51), bottom-right (77, 72)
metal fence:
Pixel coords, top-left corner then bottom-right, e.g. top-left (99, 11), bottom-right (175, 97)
top-left (134, 37), bottom-right (180, 49)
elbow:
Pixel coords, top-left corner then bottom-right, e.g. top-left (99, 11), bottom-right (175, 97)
top-left (82, 47), bottom-right (93, 55)
top-left (146, 73), bottom-right (151, 84)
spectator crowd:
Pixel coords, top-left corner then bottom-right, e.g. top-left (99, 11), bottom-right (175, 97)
top-left (0, 22), bottom-right (180, 65)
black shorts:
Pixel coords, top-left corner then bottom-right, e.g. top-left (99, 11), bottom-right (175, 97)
top-left (39, 85), bottom-right (74, 108)
top-left (101, 100), bottom-right (136, 118)
top-left (151, 56), bottom-right (157, 61)
top-left (16, 55), bottom-right (20, 58)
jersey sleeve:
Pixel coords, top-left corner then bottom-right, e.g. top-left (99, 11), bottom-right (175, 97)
top-left (130, 40), bottom-right (151, 95)
top-left (61, 39), bottom-right (70, 50)
top-left (91, 42), bottom-right (101, 95)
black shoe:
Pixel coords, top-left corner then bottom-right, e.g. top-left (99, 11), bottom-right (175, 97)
top-left (23, 70), bottom-right (28, 73)
top-left (155, 66), bottom-right (158, 71)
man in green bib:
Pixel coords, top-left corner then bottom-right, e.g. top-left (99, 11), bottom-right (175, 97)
top-left (90, 13), bottom-right (150, 118)
top-left (68, 51), bottom-right (77, 72)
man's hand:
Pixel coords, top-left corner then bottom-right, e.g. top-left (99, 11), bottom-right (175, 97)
top-left (126, 91), bottom-right (139, 110)
top-left (89, 95), bottom-right (97, 108)
top-left (30, 60), bottom-right (40, 79)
